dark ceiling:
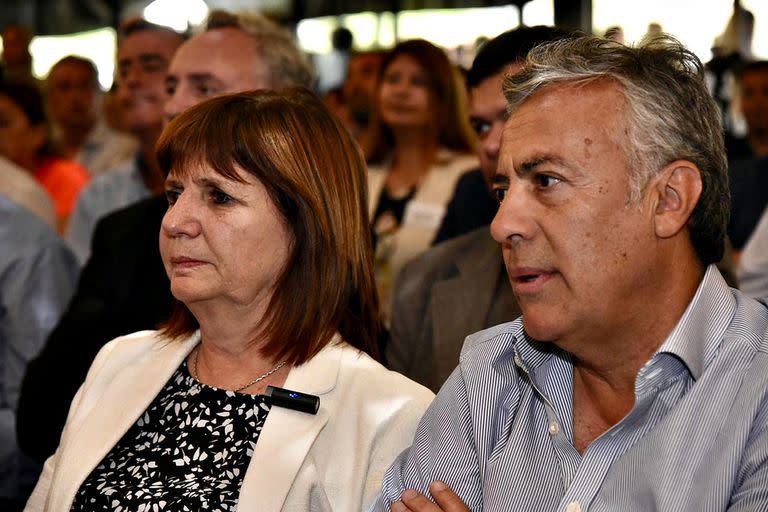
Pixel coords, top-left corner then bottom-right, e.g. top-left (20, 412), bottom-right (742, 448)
top-left (1, 0), bottom-right (551, 36)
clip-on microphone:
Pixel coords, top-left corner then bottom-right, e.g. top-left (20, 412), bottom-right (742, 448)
top-left (265, 386), bottom-right (320, 415)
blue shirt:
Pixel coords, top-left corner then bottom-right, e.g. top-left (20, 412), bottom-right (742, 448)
top-left (0, 193), bottom-right (79, 499)
top-left (66, 153), bottom-right (151, 265)
top-left (375, 265), bottom-right (768, 511)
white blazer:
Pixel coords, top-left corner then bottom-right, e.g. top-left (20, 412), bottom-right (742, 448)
top-left (368, 149), bottom-right (478, 323)
top-left (25, 331), bottom-right (434, 511)
top-left (367, 148), bottom-right (478, 277)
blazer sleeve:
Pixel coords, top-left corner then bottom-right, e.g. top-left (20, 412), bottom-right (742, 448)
top-left (23, 335), bottom-right (124, 512)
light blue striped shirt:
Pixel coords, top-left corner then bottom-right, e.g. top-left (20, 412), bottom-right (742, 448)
top-left (375, 265), bottom-right (768, 511)
top-left (0, 193), bottom-right (79, 500)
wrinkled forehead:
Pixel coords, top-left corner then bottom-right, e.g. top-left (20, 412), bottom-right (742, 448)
top-left (170, 28), bottom-right (269, 88)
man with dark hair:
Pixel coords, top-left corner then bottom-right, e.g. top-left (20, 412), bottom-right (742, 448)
top-left (727, 61), bottom-right (768, 253)
top-left (46, 55), bottom-right (137, 176)
top-left (376, 35), bottom-right (768, 512)
top-left (434, 26), bottom-right (571, 245)
top-left (65, 20), bottom-right (185, 264)
top-left (340, 50), bottom-right (384, 141)
top-left (387, 26), bottom-right (566, 392)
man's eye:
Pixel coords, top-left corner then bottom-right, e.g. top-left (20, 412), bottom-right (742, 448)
top-left (470, 119), bottom-right (492, 138)
top-left (211, 190), bottom-right (233, 204)
top-left (492, 187), bottom-right (507, 203)
top-left (535, 174), bottom-right (561, 188)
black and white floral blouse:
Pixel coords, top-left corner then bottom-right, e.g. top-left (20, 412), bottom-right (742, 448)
top-left (70, 361), bottom-right (271, 511)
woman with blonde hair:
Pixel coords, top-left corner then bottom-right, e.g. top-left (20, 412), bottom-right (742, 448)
top-left (25, 88), bottom-right (433, 512)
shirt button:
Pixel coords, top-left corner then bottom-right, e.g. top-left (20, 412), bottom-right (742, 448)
top-left (548, 421), bottom-right (559, 436)
top-left (566, 501), bottom-right (581, 512)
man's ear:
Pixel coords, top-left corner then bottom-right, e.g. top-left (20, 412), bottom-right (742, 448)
top-left (652, 160), bottom-right (702, 239)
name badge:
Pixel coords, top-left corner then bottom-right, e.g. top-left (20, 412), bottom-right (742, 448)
top-left (402, 201), bottom-right (445, 229)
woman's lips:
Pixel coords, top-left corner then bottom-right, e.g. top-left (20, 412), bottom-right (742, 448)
top-left (170, 256), bottom-right (206, 269)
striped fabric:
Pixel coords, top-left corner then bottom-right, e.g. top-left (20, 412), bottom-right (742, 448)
top-left (373, 265), bottom-right (768, 511)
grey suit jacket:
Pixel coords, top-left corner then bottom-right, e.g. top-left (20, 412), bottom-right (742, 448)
top-left (387, 227), bottom-right (520, 392)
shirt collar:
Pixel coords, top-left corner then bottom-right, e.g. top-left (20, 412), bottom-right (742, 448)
top-left (653, 264), bottom-right (735, 380)
top-left (511, 264), bottom-right (736, 381)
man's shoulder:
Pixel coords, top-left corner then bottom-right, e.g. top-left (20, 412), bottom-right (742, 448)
top-left (76, 157), bottom-right (143, 213)
top-left (332, 343), bottom-right (434, 396)
top-left (729, 290), bottom-right (768, 354)
top-left (94, 195), bottom-right (167, 241)
top-left (399, 227), bottom-right (496, 284)
top-left (0, 194), bottom-right (71, 260)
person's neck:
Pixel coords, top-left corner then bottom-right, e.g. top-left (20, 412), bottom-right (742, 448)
top-left (565, 249), bottom-right (705, 442)
top-left (386, 129), bottom-right (438, 189)
top-left (190, 300), bottom-right (287, 391)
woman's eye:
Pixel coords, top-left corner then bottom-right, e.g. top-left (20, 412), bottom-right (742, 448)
top-left (211, 190), bottom-right (233, 205)
top-left (165, 190), bottom-right (180, 205)
top-left (492, 187), bottom-right (507, 203)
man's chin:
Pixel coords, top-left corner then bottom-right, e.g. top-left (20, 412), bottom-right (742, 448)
top-left (520, 313), bottom-right (561, 343)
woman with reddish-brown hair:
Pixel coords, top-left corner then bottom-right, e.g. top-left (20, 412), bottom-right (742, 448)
top-left (26, 88), bottom-right (433, 512)
top-left (365, 39), bottom-right (477, 322)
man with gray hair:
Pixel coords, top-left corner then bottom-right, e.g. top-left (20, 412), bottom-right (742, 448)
top-left (17, 9), bottom-right (313, 465)
top-left (164, 10), bottom-right (313, 121)
top-left (375, 35), bottom-right (768, 512)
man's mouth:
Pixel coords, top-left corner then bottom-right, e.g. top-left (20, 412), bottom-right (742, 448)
top-left (509, 268), bottom-right (555, 293)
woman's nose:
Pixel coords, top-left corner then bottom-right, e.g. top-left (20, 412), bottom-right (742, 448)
top-left (161, 193), bottom-right (201, 239)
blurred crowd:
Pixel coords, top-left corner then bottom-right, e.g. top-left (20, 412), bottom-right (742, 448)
top-left (0, 3), bottom-right (767, 510)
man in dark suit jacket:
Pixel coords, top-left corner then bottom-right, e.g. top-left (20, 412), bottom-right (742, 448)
top-left (386, 26), bottom-right (568, 392)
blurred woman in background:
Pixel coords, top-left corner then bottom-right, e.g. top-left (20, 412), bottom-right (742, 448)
top-left (25, 88), bottom-right (433, 512)
top-left (365, 39), bottom-right (477, 323)
top-left (0, 81), bottom-right (90, 233)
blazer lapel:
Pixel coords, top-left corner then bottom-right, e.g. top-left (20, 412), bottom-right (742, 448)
top-left (431, 233), bottom-right (504, 381)
top-left (50, 333), bottom-right (200, 511)
top-left (237, 340), bottom-right (341, 511)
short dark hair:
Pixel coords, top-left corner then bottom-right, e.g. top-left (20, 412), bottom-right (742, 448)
top-left (466, 25), bottom-right (571, 89)
top-left (48, 55), bottom-right (99, 90)
top-left (157, 88), bottom-right (379, 365)
top-left (0, 79), bottom-right (46, 125)
top-left (0, 79), bottom-right (60, 157)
